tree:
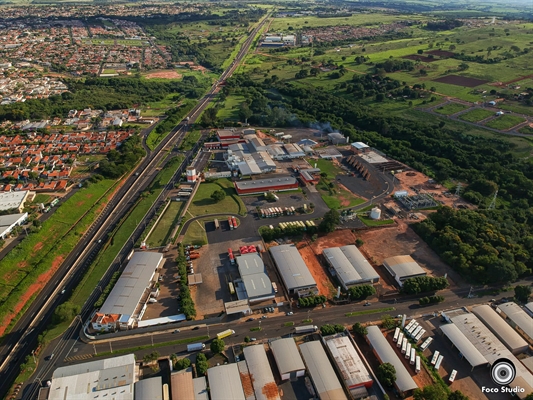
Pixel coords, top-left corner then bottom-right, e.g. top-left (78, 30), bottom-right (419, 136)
top-left (417, 49), bottom-right (424, 54)
top-left (515, 285), bottom-right (531, 303)
top-left (458, 62), bottom-right (469, 71)
top-left (210, 189), bottom-right (226, 203)
top-left (348, 285), bottom-right (376, 300)
top-left (352, 322), bottom-right (367, 336)
top-left (355, 238), bottom-right (364, 247)
top-left (295, 69), bottom-right (309, 79)
top-left (210, 338), bottom-right (225, 354)
top-left (319, 209), bottom-right (340, 233)
top-left (448, 391), bottom-right (469, 400)
top-left (174, 357), bottom-right (191, 370)
top-left (200, 107), bottom-right (218, 127)
top-left (414, 384), bottom-right (449, 400)
top-left (377, 363), bottom-right (396, 387)
top-left (53, 302), bottom-right (81, 324)
top-left (238, 103), bottom-right (253, 123)
top-left (196, 353), bottom-right (209, 376)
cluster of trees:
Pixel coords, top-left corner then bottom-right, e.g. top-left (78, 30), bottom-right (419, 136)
top-left (414, 207), bottom-right (533, 284)
top-left (377, 362), bottom-right (396, 387)
top-left (515, 285), bottom-right (531, 303)
top-left (381, 314), bottom-right (398, 330)
top-left (52, 302), bottom-right (81, 325)
top-left (259, 224), bottom-right (318, 242)
top-left (320, 323), bottom-right (345, 335)
top-left (94, 271), bottom-right (120, 308)
top-left (419, 295), bottom-right (445, 305)
top-left (298, 295), bottom-right (327, 307)
top-left (210, 338), bottom-right (225, 354)
top-left (319, 209), bottom-right (340, 233)
top-left (401, 276), bottom-right (449, 295)
top-left (98, 135), bottom-right (145, 178)
top-left (425, 19), bottom-right (464, 31)
top-left (152, 101), bottom-right (194, 140)
top-left (352, 322), bottom-right (368, 336)
top-left (143, 351), bottom-right (160, 371)
top-left (414, 384), bottom-right (469, 400)
top-left (173, 356), bottom-right (191, 370)
top-left (344, 74), bottom-right (402, 100)
top-left (210, 189), bottom-right (226, 203)
top-left (196, 353), bottom-right (209, 376)
top-left (348, 285), bottom-right (376, 300)
top-left (176, 244), bottom-right (197, 319)
top-left (374, 59), bottom-right (415, 73)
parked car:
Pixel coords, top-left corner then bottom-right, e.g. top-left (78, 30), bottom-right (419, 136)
top-left (261, 315), bottom-right (267, 319)
top-left (364, 302), bottom-right (371, 306)
top-left (250, 338), bottom-right (257, 341)
top-left (173, 329), bottom-right (180, 333)
top-left (286, 312), bottom-right (294, 316)
top-left (247, 317), bottom-right (255, 322)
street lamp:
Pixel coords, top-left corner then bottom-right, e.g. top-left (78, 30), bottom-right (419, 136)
top-left (307, 309), bottom-right (311, 322)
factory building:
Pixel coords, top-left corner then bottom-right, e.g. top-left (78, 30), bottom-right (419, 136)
top-left (366, 325), bottom-right (418, 396)
top-left (0, 212), bottom-right (28, 239)
top-left (497, 302), bottom-right (533, 345)
top-left (327, 132), bottom-right (347, 145)
top-left (207, 364), bottom-right (246, 400)
top-left (323, 335), bottom-right (373, 396)
top-left (299, 341), bottom-right (347, 400)
top-left (242, 345), bottom-right (281, 400)
top-left (269, 244), bottom-right (318, 296)
top-left (471, 305), bottom-right (528, 354)
top-left (235, 253), bottom-right (275, 303)
top-left (382, 255), bottom-right (426, 287)
top-left (134, 377), bottom-right (163, 400)
top-left (322, 245), bottom-right (379, 290)
top-left (234, 176), bottom-right (298, 195)
top-left (0, 190), bottom-right (31, 212)
top-left (270, 338), bottom-right (306, 380)
top-left (91, 252), bottom-right (164, 331)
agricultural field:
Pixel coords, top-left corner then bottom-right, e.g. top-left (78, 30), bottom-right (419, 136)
top-left (484, 114), bottom-right (525, 129)
top-left (187, 179), bottom-right (246, 217)
top-left (458, 108), bottom-right (495, 122)
top-left (433, 102), bottom-right (469, 115)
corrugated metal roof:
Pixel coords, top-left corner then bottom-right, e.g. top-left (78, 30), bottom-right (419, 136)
top-left (236, 253), bottom-right (274, 300)
top-left (193, 377), bottom-right (209, 400)
top-left (324, 336), bottom-right (372, 388)
top-left (269, 244), bottom-right (316, 291)
top-left (497, 302), bottom-right (533, 342)
top-left (243, 345), bottom-right (280, 400)
top-left (382, 255), bottom-right (425, 279)
top-left (171, 370), bottom-right (194, 400)
top-left (270, 338), bottom-right (305, 375)
top-left (208, 364), bottom-right (246, 400)
top-left (134, 377), bottom-right (163, 400)
top-left (440, 323), bottom-right (488, 367)
top-left (236, 253), bottom-right (264, 276)
top-left (99, 252), bottom-right (163, 317)
top-left (299, 341), bottom-right (347, 400)
top-left (235, 176), bottom-right (297, 191)
top-left (472, 305), bottom-right (528, 353)
top-left (237, 360), bottom-right (256, 400)
top-left (323, 245), bottom-right (379, 287)
top-left (366, 326), bottom-right (418, 392)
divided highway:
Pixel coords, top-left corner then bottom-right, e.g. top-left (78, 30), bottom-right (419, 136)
top-left (0, 14), bottom-right (270, 400)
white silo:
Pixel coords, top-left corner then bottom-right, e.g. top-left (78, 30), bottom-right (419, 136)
top-left (186, 167), bottom-right (197, 183)
top-left (370, 207), bottom-right (382, 220)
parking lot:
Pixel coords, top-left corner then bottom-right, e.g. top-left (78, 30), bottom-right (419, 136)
top-left (241, 191), bottom-right (314, 216)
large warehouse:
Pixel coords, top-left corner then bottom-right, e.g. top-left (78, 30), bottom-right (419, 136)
top-left (134, 377), bottom-right (163, 400)
top-left (366, 325), bottom-right (418, 395)
top-left (234, 176), bottom-right (299, 195)
top-left (0, 190), bottom-right (31, 212)
top-left (242, 345), bottom-right (281, 400)
top-left (92, 252), bottom-right (164, 331)
top-left (471, 305), bottom-right (528, 354)
top-left (497, 302), bottom-right (533, 345)
top-left (324, 335), bottom-right (373, 392)
top-left (208, 364), bottom-right (246, 400)
top-left (46, 354), bottom-right (136, 400)
top-left (440, 324), bottom-right (488, 370)
top-left (299, 341), bottom-right (347, 400)
top-left (270, 338), bottom-right (306, 381)
top-left (0, 212), bottom-right (27, 239)
top-left (382, 255), bottom-right (426, 287)
top-left (269, 244), bottom-right (318, 296)
top-left (235, 253), bottom-right (275, 303)
top-left (322, 245), bottom-right (379, 290)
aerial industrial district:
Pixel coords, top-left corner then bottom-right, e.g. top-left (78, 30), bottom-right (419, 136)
top-left (0, 7), bottom-right (532, 400)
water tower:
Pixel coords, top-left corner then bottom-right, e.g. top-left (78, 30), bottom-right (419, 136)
top-left (186, 167), bottom-right (197, 183)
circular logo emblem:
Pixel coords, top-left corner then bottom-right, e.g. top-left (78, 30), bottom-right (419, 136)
top-left (491, 358), bottom-right (516, 386)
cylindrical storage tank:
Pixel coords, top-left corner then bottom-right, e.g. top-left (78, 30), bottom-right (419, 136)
top-left (186, 167), bottom-right (197, 183)
top-left (370, 207), bottom-right (382, 220)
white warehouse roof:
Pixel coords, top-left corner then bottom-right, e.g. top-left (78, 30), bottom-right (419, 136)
top-left (472, 305), bottom-right (528, 354)
top-left (243, 345), bottom-right (280, 400)
top-left (299, 341), bottom-right (347, 400)
top-left (366, 325), bottom-right (418, 393)
top-left (236, 253), bottom-right (274, 301)
top-left (324, 335), bottom-right (373, 389)
top-left (322, 245), bottom-right (379, 289)
top-left (208, 364), bottom-right (246, 400)
top-left (440, 323), bottom-right (488, 368)
top-left (134, 377), bottom-right (162, 400)
top-left (99, 252), bottom-right (163, 317)
top-left (0, 190), bottom-right (29, 211)
top-left (497, 302), bottom-right (533, 343)
top-left (269, 244), bottom-right (317, 292)
top-left (382, 255), bottom-right (426, 285)
top-left (270, 338), bottom-right (305, 376)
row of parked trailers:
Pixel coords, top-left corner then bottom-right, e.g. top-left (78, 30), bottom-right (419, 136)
top-left (227, 216), bottom-right (238, 230)
top-left (260, 207), bottom-right (296, 218)
top-left (392, 319), bottom-right (429, 374)
top-left (278, 220), bottom-right (316, 230)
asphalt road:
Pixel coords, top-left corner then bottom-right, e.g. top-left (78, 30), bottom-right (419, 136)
top-left (2, 15), bottom-right (271, 400)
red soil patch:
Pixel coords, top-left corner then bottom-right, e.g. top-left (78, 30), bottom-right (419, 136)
top-left (17, 261), bottom-right (28, 268)
top-left (145, 70), bottom-right (183, 80)
top-left (402, 54), bottom-right (439, 63)
top-left (432, 74), bottom-right (488, 87)
top-left (32, 242), bottom-right (44, 253)
top-left (297, 245), bottom-right (334, 297)
top-left (0, 255), bottom-right (64, 337)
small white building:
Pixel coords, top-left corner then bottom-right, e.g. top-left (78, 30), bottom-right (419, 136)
top-left (382, 255), bottom-right (426, 287)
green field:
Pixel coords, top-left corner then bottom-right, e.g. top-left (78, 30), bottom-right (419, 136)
top-left (32, 194), bottom-right (51, 204)
top-left (344, 307), bottom-right (395, 317)
top-left (458, 108), bottom-right (495, 122)
top-left (359, 216), bottom-right (395, 227)
top-left (217, 95), bottom-right (245, 121)
top-left (102, 69), bottom-right (117, 74)
top-left (147, 201), bottom-right (184, 247)
top-left (180, 130), bottom-right (202, 151)
top-left (143, 94), bottom-right (180, 117)
top-left (484, 114), bottom-right (525, 130)
top-left (305, 158), bottom-right (343, 180)
top-left (518, 125), bottom-right (533, 135)
top-left (187, 179), bottom-right (246, 217)
top-left (318, 182), bottom-right (365, 210)
top-left (434, 103), bottom-right (469, 115)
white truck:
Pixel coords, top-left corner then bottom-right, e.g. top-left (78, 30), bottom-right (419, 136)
top-left (294, 325), bottom-right (318, 334)
top-left (187, 343), bottom-right (206, 352)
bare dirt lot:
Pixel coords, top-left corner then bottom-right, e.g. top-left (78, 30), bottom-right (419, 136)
top-left (144, 70), bottom-right (183, 79)
top-left (393, 170), bottom-right (473, 210)
top-left (433, 74), bottom-right (489, 87)
top-left (357, 220), bottom-right (466, 289)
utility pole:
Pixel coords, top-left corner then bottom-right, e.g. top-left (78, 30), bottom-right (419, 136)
top-left (109, 341), bottom-right (113, 353)
top-left (207, 324), bottom-right (210, 338)
top-left (93, 343), bottom-right (97, 355)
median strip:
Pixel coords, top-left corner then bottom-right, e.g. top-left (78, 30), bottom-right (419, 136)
top-left (345, 307), bottom-right (395, 317)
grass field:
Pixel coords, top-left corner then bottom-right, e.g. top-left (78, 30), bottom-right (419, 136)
top-left (32, 194), bottom-right (51, 204)
top-left (182, 215), bottom-right (239, 246)
top-left (433, 103), bottom-right (469, 115)
top-left (458, 108), bottom-right (495, 122)
top-left (217, 95), bottom-right (245, 121)
top-left (318, 182), bottom-right (365, 210)
top-left (518, 125), bottom-right (533, 135)
top-left (147, 201), bottom-right (184, 247)
top-left (345, 307), bottom-right (395, 317)
top-left (143, 94), bottom-right (180, 117)
top-left (179, 130), bottom-right (202, 151)
top-left (359, 216), bottom-right (395, 227)
top-left (306, 158), bottom-right (342, 180)
top-left (102, 69), bottom-right (117, 74)
top-left (484, 114), bottom-right (525, 130)
top-left (188, 179), bottom-right (246, 217)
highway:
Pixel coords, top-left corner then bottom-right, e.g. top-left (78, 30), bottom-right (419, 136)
top-left (1, 13), bottom-right (271, 400)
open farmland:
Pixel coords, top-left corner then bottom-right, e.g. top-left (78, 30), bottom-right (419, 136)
top-left (433, 103), bottom-right (469, 115)
top-left (484, 114), bottom-right (525, 130)
top-left (458, 108), bottom-right (494, 122)
top-left (432, 75), bottom-right (488, 87)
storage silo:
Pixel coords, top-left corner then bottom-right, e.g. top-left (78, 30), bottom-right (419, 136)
top-left (186, 167), bottom-right (197, 183)
top-left (370, 207), bottom-right (382, 220)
